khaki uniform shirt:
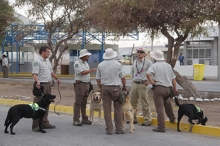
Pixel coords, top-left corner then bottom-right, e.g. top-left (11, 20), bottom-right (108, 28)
top-left (131, 58), bottom-right (152, 81)
top-left (32, 56), bottom-right (53, 82)
top-left (146, 61), bottom-right (176, 87)
top-left (96, 59), bottom-right (125, 86)
top-left (74, 59), bottom-right (90, 82)
top-left (2, 58), bottom-right (8, 67)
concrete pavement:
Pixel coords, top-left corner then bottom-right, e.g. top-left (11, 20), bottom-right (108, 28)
top-left (1, 76), bottom-right (220, 138)
top-left (1, 105), bottom-right (220, 146)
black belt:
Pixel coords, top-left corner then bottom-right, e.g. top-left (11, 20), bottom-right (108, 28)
top-left (154, 85), bottom-right (169, 88)
top-left (103, 85), bottom-right (120, 87)
top-left (134, 80), bottom-right (147, 84)
top-left (76, 80), bottom-right (89, 84)
top-left (34, 82), bottom-right (50, 84)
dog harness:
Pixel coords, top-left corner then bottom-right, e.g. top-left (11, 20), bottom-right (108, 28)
top-left (195, 106), bottom-right (201, 113)
top-left (29, 103), bottom-right (46, 111)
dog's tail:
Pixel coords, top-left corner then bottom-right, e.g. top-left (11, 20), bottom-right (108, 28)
top-left (174, 96), bottom-right (181, 107)
top-left (4, 111), bottom-right (10, 126)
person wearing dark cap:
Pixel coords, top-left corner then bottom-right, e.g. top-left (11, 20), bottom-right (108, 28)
top-left (146, 50), bottom-right (177, 132)
top-left (130, 47), bottom-right (152, 126)
top-left (96, 48), bottom-right (127, 135)
top-left (1, 53), bottom-right (9, 78)
top-left (73, 49), bottom-right (97, 126)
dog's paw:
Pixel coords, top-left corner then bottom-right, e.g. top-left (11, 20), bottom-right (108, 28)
top-left (4, 130), bottom-right (9, 134)
top-left (91, 122), bottom-right (94, 126)
top-left (11, 132), bottom-right (16, 135)
top-left (130, 130), bottom-right (133, 133)
top-left (177, 129), bottom-right (181, 132)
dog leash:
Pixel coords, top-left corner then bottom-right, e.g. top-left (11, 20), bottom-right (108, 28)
top-left (54, 84), bottom-right (62, 115)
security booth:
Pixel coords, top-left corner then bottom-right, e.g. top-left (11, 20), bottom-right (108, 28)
top-left (0, 46), bottom-right (34, 73)
top-left (68, 44), bottom-right (118, 75)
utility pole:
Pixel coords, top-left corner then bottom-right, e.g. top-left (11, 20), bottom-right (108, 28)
top-left (218, 25), bottom-right (220, 81)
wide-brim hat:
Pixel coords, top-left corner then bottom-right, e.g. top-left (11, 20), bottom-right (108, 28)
top-left (79, 49), bottom-right (91, 58)
top-left (150, 50), bottom-right (164, 60)
top-left (103, 48), bottom-right (117, 59)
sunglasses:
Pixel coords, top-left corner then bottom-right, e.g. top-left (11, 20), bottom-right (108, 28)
top-left (137, 51), bottom-right (145, 54)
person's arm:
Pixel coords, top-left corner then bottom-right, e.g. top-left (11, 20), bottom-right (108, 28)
top-left (32, 74), bottom-right (41, 89)
top-left (146, 74), bottom-right (156, 85)
top-left (81, 68), bottom-right (97, 75)
top-left (121, 77), bottom-right (127, 91)
top-left (96, 79), bottom-right (102, 90)
top-left (172, 78), bottom-right (178, 94)
top-left (51, 72), bottom-right (61, 84)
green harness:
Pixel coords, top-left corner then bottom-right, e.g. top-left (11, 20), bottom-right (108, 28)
top-left (29, 103), bottom-right (46, 118)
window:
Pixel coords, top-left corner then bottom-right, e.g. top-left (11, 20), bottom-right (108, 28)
top-left (186, 41), bottom-right (212, 65)
top-left (193, 49), bottom-right (198, 58)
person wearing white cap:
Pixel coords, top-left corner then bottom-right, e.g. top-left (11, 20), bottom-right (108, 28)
top-left (73, 49), bottom-right (97, 126)
top-left (96, 48), bottom-right (127, 135)
top-left (130, 47), bottom-right (152, 126)
top-left (146, 50), bottom-right (177, 132)
top-left (1, 53), bottom-right (9, 78)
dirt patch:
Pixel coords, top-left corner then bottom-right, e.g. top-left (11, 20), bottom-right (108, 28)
top-left (1, 80), bottom-right (220, 127)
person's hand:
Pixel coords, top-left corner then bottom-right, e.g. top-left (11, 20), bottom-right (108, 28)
top-left (56, 79), bottom-right (61, 84)
top-left (174, 88), bottom-right (178, 95)
top-left (91, 68), bottom-right (97, 72)
top-left (143, 81), bottom-right (150, 86)
top-left (122, 86), bottom-right (127, 91)
top-left (36, 82), bottom-right (41, 89)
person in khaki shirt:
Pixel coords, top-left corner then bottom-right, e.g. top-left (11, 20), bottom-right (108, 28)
top-left (96, 48), bottom-right (127, 135)
top-left (146, 50), bottom-right (177, 132)
top-left (32, 46), bottom-right (61, 132)
top-left (130, 47), bottom-right (152, 126)
top-left (73, 49), bottom-right (96, 126)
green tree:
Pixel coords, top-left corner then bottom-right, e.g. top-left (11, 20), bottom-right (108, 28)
top-left (15, 0), bottom-right (91, 73)
top-left (0, 0), bottom-right (15, 42)
top-left (87, 0), bottom-right (220, 98)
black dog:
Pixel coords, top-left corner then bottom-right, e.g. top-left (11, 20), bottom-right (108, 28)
top-left (4, 94), bottom-right (56, 135)
top-left (175, 97), bottom-right (208, 132)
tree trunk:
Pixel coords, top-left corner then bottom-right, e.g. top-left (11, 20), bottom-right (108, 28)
top-left (173, 70), bottom-right (202, 99)
top-left (160, 27), bottom-right (202, 99)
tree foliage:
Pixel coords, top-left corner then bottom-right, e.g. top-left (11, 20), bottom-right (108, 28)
top-left (15, 0), bottom-right (91, 72)
top-left (87, 0), bottom-right (220, 98)
top-left (0, 0), bottom-right (15, 42)
top-left (87, 0), bottom-right (220, 67)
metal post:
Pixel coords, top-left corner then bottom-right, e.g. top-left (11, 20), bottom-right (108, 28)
top-left (218, 25), bottom-right (220, 81)
top-left (82, 29), bottom-right (85, 49)
top-left (16, 43), bottom-right (19, 74)
top-left (99, 32), bottom-right (105, 62)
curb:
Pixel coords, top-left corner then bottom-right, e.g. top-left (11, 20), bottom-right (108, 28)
top-left (0, 98), bottom-right (220, 137)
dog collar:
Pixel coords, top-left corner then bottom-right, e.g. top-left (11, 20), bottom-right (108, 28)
top-left (92, 101), bottom-right (102, 107)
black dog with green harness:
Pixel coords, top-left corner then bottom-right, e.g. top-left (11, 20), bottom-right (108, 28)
top-left (4, 94), bottom-right (56, 135)
top-left (175, 96), bottom-right (208, 132)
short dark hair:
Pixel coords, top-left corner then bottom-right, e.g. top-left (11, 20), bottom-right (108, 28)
top-left (39, 46), bottom-right (49, 54)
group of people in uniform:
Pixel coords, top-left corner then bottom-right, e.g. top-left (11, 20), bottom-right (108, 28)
top-left (31, 45), bottom-right (177, 134)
